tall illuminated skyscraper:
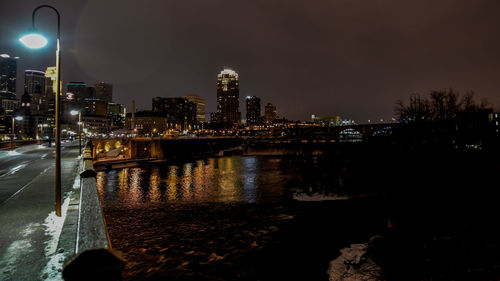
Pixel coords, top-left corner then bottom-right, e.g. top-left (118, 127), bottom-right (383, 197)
top-left (24, 70), bottom-right (46, 96)
top-left (0, 54), bottom-right (19, 115)
top-left (186, 94), bottom-right (206, 123)
top-left (246, 96), bottom-right (261, 125)
top-left (0, 54), bottom-right (18, 96)
top-left (216, 68), bottom-right (240, 127)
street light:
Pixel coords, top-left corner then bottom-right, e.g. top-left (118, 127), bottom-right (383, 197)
top-left (20, 5), bottom-right (62, 217)
top-left (71, 110), bottom-right (82, 155)
top-left (11, 116), bottom-right (23, 149)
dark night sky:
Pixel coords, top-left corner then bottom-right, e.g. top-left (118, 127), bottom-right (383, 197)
top-left (1, 0), bottom-right (500, 123)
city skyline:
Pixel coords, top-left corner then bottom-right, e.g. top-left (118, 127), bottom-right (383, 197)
top-left (2, 0), bottom-right (500, 123)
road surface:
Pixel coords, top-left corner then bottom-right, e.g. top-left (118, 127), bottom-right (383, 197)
top-left (0, 141), bottom-right (80, 280)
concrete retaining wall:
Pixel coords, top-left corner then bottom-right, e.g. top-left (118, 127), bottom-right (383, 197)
top-left (62, 145), bottom-right (123, 281)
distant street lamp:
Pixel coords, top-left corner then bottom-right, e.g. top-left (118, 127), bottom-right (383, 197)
top-left (11, 116), bottom-right (23, 149)
top-left (71, 110), bottom-right (82, 155)
top-left (19, 5), bottom-right (63, 217)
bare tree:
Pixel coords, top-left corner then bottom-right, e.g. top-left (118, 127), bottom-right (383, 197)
top-left (395, 89), bottom-right (493, 123)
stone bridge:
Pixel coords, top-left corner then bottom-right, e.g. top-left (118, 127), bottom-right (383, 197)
top-left (89, 137), bottom-right (243, 163)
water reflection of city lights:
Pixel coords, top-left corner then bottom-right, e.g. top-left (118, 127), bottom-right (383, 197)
top-left (96, 171), bottom-right (105, 197)
top-left (166, 166), bottom-right (178, 200)
top-left (149, 167), bottom-right (161, 202)
top-left (128, 168), bottom-right (143, 204)
top-left (97, 156), bottom-right (285, 205)
top-left (118, 168), bottom-right (130, 203)
top-left (193, 160), bottom-right (206, 199)
top-left (181, 163), bottom-right (193, 199)
top-left (217, 157), bottom-right (240, 202)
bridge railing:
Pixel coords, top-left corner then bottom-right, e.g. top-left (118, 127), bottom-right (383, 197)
top-left (62, 143), bottom-right (124, 281)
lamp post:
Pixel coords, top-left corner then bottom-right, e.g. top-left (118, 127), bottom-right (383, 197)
top-left (11, 116), bottom-right (23, 149)
top-left (71, 110), bottom-right (82, 155)
top-left (19, 5), bottom-right (62, 217)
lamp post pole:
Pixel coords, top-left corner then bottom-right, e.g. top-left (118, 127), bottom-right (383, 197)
top-left (27, 5), bottom-right (62, 216)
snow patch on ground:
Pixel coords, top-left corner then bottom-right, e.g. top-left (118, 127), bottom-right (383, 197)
top-left (72, 173), bottom-right (80, 190)
top-left (0, 223), bottom-right (39, 279)
top-left (41, 196), bottom-right (71, 280)
top-left (293, 192), bottom-right (352, 201)
top-left (327, 240), bottom-right (384, 281)
top-left (7, 150), bottom-right (21, 156)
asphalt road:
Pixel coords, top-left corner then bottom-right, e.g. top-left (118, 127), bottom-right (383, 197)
top-left (0, 141), bottom-right (81, 280)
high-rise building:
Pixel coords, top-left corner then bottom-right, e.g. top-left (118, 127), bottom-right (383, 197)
top-left (125, 110), bottom-right (167, 135)
top-left (67, 82), bottom-right (87, 94)
top-left (152, 97), bottom-right (197, 129)
top-left (246, 96), bottom-right (261, 125)
top-left (67, 82), bottom-right (96, 110)
top-left (186, 94), bottom-right (206, 123)
top-left (94, 82), bottom-right (112, 102)
top-left (0, 92), bottom-right (18, 115)
top-left (25, 70), bottom-right (46, 96)
top-left (85, 99), bottom-right (108, 116)
top-left (216, 68), bottom-right (240, 127)
top-left (264, 102), bottom-right (277, 123)
top-left (107, 102), bottom-right (126, 131)
top-left (44, 66), bottom-right (59, 94)
top-left (0, 54), bottom-right (18, 96)
top-left (0, 107), bottom-right (7, 135)
top-left (31, 91), bottom-right (50, 116)
top-left (17, 91), bottom-right (35, 139)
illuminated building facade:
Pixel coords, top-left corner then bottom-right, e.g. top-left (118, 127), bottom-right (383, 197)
top-left (25, 70), bottom-right (46, 96)
top-left (125, 111), bottom-right (168, 135)
top-left (152, 97), bottom-right (196, 129)
top-left (94, 82), bottom-right (112, 102)
top-left (82, 115), bottom-right (107, 135)
top-left (85, 99), bottom-right (108, 116)
top-left (107, 102), bottom-right (126, 131)
top-left (186, 94), bottom-right (206, 123)
top-left (0, 93), bottom-right (19, 115)
top-left (311, 115), bottom-right (341, 127)
top-left (246, 96), bottom-right (261, 125)
top-left (264, 102), bottom-right (277, 123)
top-left (44, 66), bottom-right (58, 94)
top-left (67, 82), bottom-right (95, 108)
top-left (216, 68), bottom-right (240, 127)
top-left (0, 54), bottom-right (18, 96)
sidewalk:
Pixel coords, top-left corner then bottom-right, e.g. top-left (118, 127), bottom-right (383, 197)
top-left (0, 143), bottom-right (81, 281)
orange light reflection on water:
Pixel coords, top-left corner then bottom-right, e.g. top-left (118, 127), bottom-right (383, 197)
top-left (97, 156), bottom-right (279, 205)
top-left (149, 167), bottom-right (161, 202)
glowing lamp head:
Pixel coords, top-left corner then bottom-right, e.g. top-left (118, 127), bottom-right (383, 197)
top-left (70, 110), bottom-right (79, 116)
top-left (19, 33), bottom-right (48, 49)
top-left (15, 116), bottom-right (23, 121)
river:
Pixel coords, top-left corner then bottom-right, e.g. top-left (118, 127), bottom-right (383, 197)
top-left (96, 149), bottom-right (500, 280)
top-left (96, 155), bottom-right (386, 280)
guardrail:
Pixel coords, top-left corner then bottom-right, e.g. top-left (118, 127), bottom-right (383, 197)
top-left (62, 144), bottom-right (124, 281)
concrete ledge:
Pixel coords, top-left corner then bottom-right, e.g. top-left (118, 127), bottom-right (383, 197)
top-left (62, 142), bottom-right (123, 280)
top-left (76, 177), bottom-right (109, 251)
